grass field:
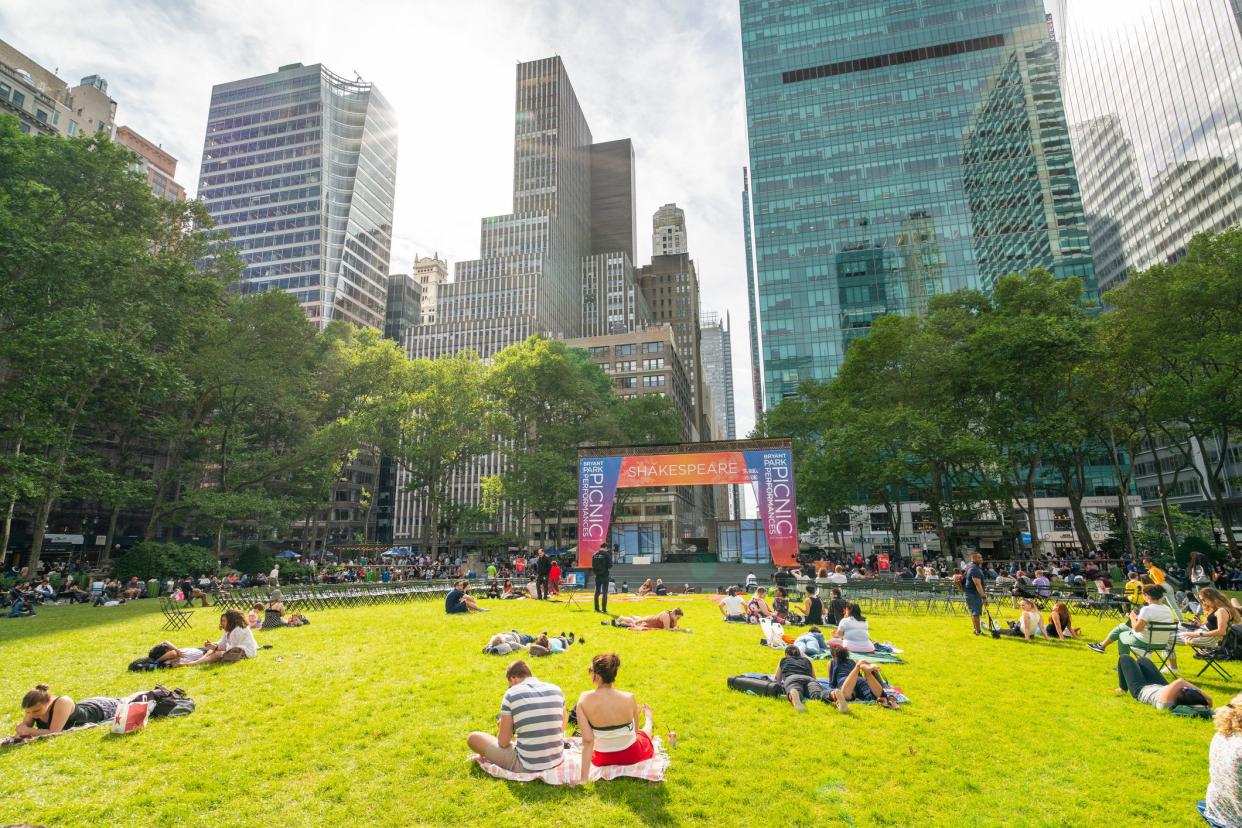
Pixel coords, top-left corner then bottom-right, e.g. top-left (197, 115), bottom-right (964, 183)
top-left (0, 592), bottom-right (1229, 827)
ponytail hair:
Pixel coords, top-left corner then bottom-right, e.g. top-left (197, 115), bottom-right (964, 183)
top-left (22, 684), bottom-right (51, 709)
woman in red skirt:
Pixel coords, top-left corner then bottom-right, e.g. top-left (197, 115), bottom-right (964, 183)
top-left (575, 652), bottom-right (656, 783)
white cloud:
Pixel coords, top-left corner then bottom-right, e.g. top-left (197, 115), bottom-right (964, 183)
top-left (0, 0), bottom-right (758, 435)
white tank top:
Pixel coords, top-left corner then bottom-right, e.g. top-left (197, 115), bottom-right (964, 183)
top-left (590, 719), bottom-right (637, 753)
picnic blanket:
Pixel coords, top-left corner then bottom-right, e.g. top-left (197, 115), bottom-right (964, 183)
top-left (735, 673), bottom-right (909, 705)
top-left (471, 735), bottom-right (669, 784)
top-left (0, 721), bottom-right (104, 749)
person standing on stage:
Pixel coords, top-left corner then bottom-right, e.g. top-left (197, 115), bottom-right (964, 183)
top-left (592, 545), bottom-right (613, 614)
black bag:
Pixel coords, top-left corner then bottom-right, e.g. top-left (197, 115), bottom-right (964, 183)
top-left (727, 675), bottom-right (783, 698)
top-left (591, 551), bottom-right (610, 576)
top-left (129, 685), bottom-right (196, 718)
top-left (127, 658), bottom-right (161, 672)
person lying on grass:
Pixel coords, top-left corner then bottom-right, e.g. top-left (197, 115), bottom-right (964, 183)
top-left (467, 659), bottom-right (567, 773)
top-left (793, 626), bottom-right (829, 657)
top-left (483, 632), bottom-right (580, 656)
top-left (830, 603), bottom-right (876, 653)
top-left (608, 608), bottom-right (690, 632)
top-left (14, 684), bottom-right (119, 739)
top-left (1088, 585), bottom-right (1177, 662)
top-left (826, 648), bottom-right (899, 712)
top-left (774, 644), bottom-right (823, 711)
top-left (183, 610), bottom-right (258, 665)
top-left (1114, 654), bottom-right (1211, 712)
top-left (576, 652), bottom-right (656, 782)
top-left (148, 641), bottom-right (207, 667)
top-left (446, 580), bottom-right (486, 614)
top-left (720, 587), bottom-right (746, 622)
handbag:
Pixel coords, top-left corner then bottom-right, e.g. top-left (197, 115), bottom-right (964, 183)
top-left (111, 700), bottom-right (152, 734)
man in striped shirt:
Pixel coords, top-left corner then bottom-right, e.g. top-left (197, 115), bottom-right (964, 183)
top-left (467, 660), bottom-right (566, 772)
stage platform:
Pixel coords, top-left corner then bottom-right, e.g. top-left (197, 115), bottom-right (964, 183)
top-left (603, 561), bottom-right (776, 591)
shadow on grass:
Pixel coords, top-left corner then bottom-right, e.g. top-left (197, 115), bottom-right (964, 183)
top-left (470, 764), bottom-right (674, 826)
top-left (0, 600), bottom-right (177, 645)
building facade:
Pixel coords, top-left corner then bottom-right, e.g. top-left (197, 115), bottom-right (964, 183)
top-left (739, 0), bottom-right (1098, 407)
top-left (700, 311), bottom-right (738, 519)
top-left (0, 39), bottom-right (116, 139)
top-left (413, 255), bottom-right (448, 325)
top-left (652, 202), bottom-right (688, 255)
top-left (115, 126), bottom-right (186, 201)
top-left (1053, 0), bottom-right (1242, 294)
top-left (197, 62), bottom-right (398, 331)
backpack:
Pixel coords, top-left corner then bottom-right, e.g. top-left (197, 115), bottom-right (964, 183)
top-left (127, 685), bottom-right (196, 718)
top-left (128, 658), bottom-right (162, 672)
top-left (591, 551), bottom-right (610, 576)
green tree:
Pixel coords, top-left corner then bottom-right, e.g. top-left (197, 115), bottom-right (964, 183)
top-left (1105, 228), bottom-right (1242, 557)
top-left (0, 116), bottom-right (237, 571)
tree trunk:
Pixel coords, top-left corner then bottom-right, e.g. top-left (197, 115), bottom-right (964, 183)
top-left (1107, 429), bottom-right (1138, 560)
top-left (1023, 473), bottom-right (1041, 562)
top-left (0, 431), bottom-right (24, 562)
top-left (214, 521), bottom-right (225, 555)
top-left (28, 493), bottom-right (55, 574)
top-left (100, 503), bottom-right (121, 568)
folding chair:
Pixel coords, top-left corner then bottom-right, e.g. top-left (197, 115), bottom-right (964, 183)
top-left (160, 596), bottom-right (192, 631)
top-left (1135, 621), bottom-right (1181, 671)
top-left (1190, 624), bottom-right (1242, 680)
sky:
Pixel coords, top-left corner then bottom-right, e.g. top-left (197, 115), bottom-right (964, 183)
top-left (0, 0), bottom-right (758, 437)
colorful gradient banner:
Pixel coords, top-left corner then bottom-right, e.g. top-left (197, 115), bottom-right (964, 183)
top-left (576, 447), bottom-right (798, 567)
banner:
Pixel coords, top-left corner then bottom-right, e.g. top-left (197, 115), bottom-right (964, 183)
top-left (877, 553), bottom-right (891, 572)
top-left (576, 441), bottom-right (798, 567)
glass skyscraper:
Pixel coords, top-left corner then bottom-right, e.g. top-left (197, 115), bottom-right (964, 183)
top-left (1053, 0), bottom-right (1242, 294)
top-left (198, 62), bottom-right (398, 330)
top-left (740, 0), bottom-right (1097, 408)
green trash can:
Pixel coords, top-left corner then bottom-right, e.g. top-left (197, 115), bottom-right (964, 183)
top-left (147, 578), bottom-right (160, 598)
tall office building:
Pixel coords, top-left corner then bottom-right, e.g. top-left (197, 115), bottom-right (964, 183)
top-left (197, 62), bottom-right (398, 331)
top-left (741, 168), bottom-right (764, 421)
top-left (1053, 0), bottom-right (1242, 294)
top-left (414, 255), bottom-right (448, 325)
top-left (652, 203), bottom-right (688, 255)
top-left (375, 274), bottom-right (422, 546)
top-left (700, 311), bottom-right (738, 519)
top-left (397, 57), bottom-right (642, 543)
top-left (739, 0), bottom-right (1097, 408)
top-left (1052, 0), bottom-right (1242, 520)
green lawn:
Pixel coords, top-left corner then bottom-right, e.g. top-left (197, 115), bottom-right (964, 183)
top-left (0, 593), bottom-right (1227, 827)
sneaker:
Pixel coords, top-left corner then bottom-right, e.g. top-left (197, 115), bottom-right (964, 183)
top-left (1087, 642), bottom-right (1106, 654)
top-left (567, 632), bottom-right (575, 645)
top-left (578, 636), bottom-right (585, 645)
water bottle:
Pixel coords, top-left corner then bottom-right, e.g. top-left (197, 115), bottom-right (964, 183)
top-left (667, 730), bottom-right (677, 748)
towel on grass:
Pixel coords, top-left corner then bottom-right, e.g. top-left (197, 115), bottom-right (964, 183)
top-left (803, 650), bottom-right (906, 664)
top-left (471, 736), bottom-right (669, 784)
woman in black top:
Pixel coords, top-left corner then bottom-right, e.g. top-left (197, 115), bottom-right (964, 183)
top-left (15, 684), bottom-right (118, 738)
top-left (826, 588), bottom-right (849, 625)
top-left (802, 586), bottom-right (825, 625)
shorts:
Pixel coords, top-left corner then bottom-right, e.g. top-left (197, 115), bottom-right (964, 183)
top-left (964, 593), bottom-right (983, 616)
top-left (592, 730), bottom-right (655, 766)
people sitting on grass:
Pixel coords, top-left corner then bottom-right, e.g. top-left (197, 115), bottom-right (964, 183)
top-left (500, 580), bottom-right (521, 600)
top-left (609, 608), bottom-right (689, 632)
top-left (720, 587), bottom-right (746, 622)
top-left (637, 579), bottom-right (654, 598)
top-left (802, 585), bottom-right (825, 625)
top-left (576, 653), bottom-right (656, 781)
top-left (467, 659), bottom-right (566, 773)
top-left (774, 644), bottom-right (823, 711)
top-left (772, 587), bottom-right (801, 624)
top-left (826, 648), bottom-right (898, 712)
top-left (1089, 585), bottom-right (1177, 662)
top-left (487, 580), bottom-right (501, 600)
top-left (183, 610), bottom-right (258, 665)
top-left (793, 626), bottom-right (829, 657)
top-left (148, 641), bottom-right (207, 667)
top-left (998, 598), bottom-right (1044, 640)
top-left (446, 580), bottom-right (486, 614)
top-left (1201, 692), bottom-right (1242, 828)
top-left (6, 592), bottom-right (35, 618)
top-left (179, 576), bottom-right (210, 608)
top-left (830, 603), bottom-right (875, 653)
top-left (747, 588), bottom-right (775, 621)
top-left (1115, 653), bottom-right (1211, 712)
top-left (57, 580), bottom-right (89, 604)
top-left (246, 603), bottom-right (264, 630)
top-left (14, 684), bottom-right (119, 738)
top-left (1046, 602), bottom-right (1079, 639)
top-left (825, 588), bottom-right (848, 625)
top-left (1183, 588), bottom-right (1241, 647)
top-left (654, 579), bottom-right (668, 596)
